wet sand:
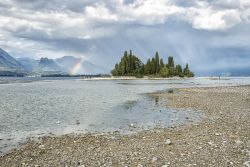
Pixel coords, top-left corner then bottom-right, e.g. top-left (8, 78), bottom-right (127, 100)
top-left (1, 85), bottom-right (250, 167)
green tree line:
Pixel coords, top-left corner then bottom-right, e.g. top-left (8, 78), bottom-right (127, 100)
top-left (111, 50), bottom-right (194, 78)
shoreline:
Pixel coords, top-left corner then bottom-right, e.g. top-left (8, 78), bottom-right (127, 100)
top-left (1, 85), bottom-right (250, 166)
top-left (79, 76), bottom-right (250, 81)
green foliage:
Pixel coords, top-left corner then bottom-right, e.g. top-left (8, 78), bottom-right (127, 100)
top-left (155, 52), bottom-right (160, 73)
top-left (111, 50), bottom-right (143, 76)
top-left (168, 56), bottom-right (174, 68)
top-left (160, 58), bottom-right (164, 70)
top-left (111, 50), bottom-right (194, 78)
top-left (175, 64), bottom-right (183, 77)
top-left (169, 67), bottom-right (175, 77)
top-left (151, 58), bottom-right (156, 74)
top-left (183, 63), bottom-right (194, 77)
top-left (159, 67), bottom-right (169, 77)
top-left (144, 59), bottom-right (151, 75)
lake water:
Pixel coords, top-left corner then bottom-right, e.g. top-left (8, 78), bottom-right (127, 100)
top-left (0, 77), bottom-right (250, 154)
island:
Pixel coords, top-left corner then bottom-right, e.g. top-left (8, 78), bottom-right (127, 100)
top-left (111, 50), bottom-right (194, 78)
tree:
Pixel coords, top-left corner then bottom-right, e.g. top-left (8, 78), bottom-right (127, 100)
top-left (111, 50), bottom-right (144, 76)
top-left (155, 52), bottom-right (160, 73)
top-left (168, 56), bottom-right (174, 68)
top-left (169, 67), bottom-right (175, 77)
top-left (160, 58), bottom-right (164, 70)
top-left (151, 58), bottom-right (156, 74)
top-left (144, 59), bottom-right (151, 75)
top-left (159, 67), bottom-right (169, 78)
top-left (175, 64), bottom-right (183, 77)
top-left (183, 63), bottom-right (189, 75)
top-left (183, 63), bottom-right (194, 77)
top-left (111, 63), bottom-right (119, 76)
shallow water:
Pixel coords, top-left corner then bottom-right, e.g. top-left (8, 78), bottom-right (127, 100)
top-left (0, 77), bottom-right (250, 154)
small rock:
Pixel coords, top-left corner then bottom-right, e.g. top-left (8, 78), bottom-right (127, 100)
top-left (129, 123), bottom-right (136, 128)
top-left (137, 164), bottom-right (143, 167)
top-left (215, 133), bottom-right (220, 136)
top-left (165, 139), bottom-right (172, 145)
top-left (152, 157), bottom-right (158, 162)
top-left (235, 140), bottom-right (243, 145)
top-left (162, 162), bottom-right (170, 167)
top-left (243, 161), bottom-right (250, 167)
top-left (77, 161), bottom-right (82, 165)
top-left (168, 89), bottom-right (174, 93)
top-left (56, 121), bottom-right (60, 124)
top-left (170, 125), bottom-right (176, 129)
top-left (76, 120), bottom-right (80, 125)
top-left (38, 145), bottom-right (45, 149)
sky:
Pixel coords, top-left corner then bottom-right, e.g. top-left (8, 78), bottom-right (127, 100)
top-left (0, 0), bottom-right (250, 75)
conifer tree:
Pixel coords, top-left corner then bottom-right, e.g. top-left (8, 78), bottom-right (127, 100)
top-left (160, 58), bottom-right (164, 70)
top-left (175, 64), bottom-right (183, 77)
top-left (145, 59), bottom-right (151, 75)
top-left (151, 58), bottom-right (156, 74)
top-left (168, 56), bottom-right (174, 67)
top-left (155, 52), bottom-right (160, 73)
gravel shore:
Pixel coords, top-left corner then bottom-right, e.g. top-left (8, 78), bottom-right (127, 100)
top-left (1, 86), bottom-right (250, 167)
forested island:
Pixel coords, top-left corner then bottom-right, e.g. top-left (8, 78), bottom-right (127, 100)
top-left (111, 50), bottom-right (194, 78)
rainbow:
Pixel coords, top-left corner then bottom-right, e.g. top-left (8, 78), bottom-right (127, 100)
top-left (69, 57), bottom-right (85, 75)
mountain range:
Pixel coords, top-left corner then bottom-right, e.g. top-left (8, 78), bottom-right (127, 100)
top-left (0, 48), bottom-right (25, 71)
top-left (0, 48), bottom-right (109, 76)
top-left (1, 48), bottom-right (249, 76)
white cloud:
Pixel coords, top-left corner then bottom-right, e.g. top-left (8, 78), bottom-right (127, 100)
top-left (85, 3), bottom-right (118, 21)
top-left (190, 8), bottom-right (242, 30)
top-left (0, 0), bottom-right (250, 72)
top-left (123, 0), bottom-right (185, 25)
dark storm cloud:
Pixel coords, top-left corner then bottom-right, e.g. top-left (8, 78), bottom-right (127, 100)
top-left (0, 0), bottom-right (249, 75)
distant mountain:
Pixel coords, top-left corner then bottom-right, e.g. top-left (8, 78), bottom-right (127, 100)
top-left (38, 57), bottom-right (61, 71)
top-left (0, 48), bottom-right (108, 75)
top-left (55, 56), bottom-right (78, 73)
top-left (16, 55), bottom-right (108, 75)
top-left (17, 57), bottom-right (38, 72)
top-left (196, 66), bottom-right (250, 77)
top-left (229, 67), bottom-right (250, 76)
top-left (0, 48), bottom-right (24, 71)
top-left (56, 56), bottom-right (109, 74)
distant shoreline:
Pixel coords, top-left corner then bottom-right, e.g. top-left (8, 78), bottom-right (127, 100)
top-left (79, 76), bottom-right (250, 81)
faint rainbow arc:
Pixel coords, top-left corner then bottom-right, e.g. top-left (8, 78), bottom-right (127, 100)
top-left (69, 57), bottom-right (84, 75)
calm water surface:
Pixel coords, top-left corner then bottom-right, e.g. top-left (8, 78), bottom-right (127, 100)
top-left (0, 77), bottom-right (250, 154)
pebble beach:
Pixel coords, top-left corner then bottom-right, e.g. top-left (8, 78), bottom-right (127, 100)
top-left (1, 85), bottom-right (249, 167)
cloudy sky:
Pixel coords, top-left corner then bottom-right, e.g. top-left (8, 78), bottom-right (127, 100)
top-left (0, 0), bottom-right (250, 75)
